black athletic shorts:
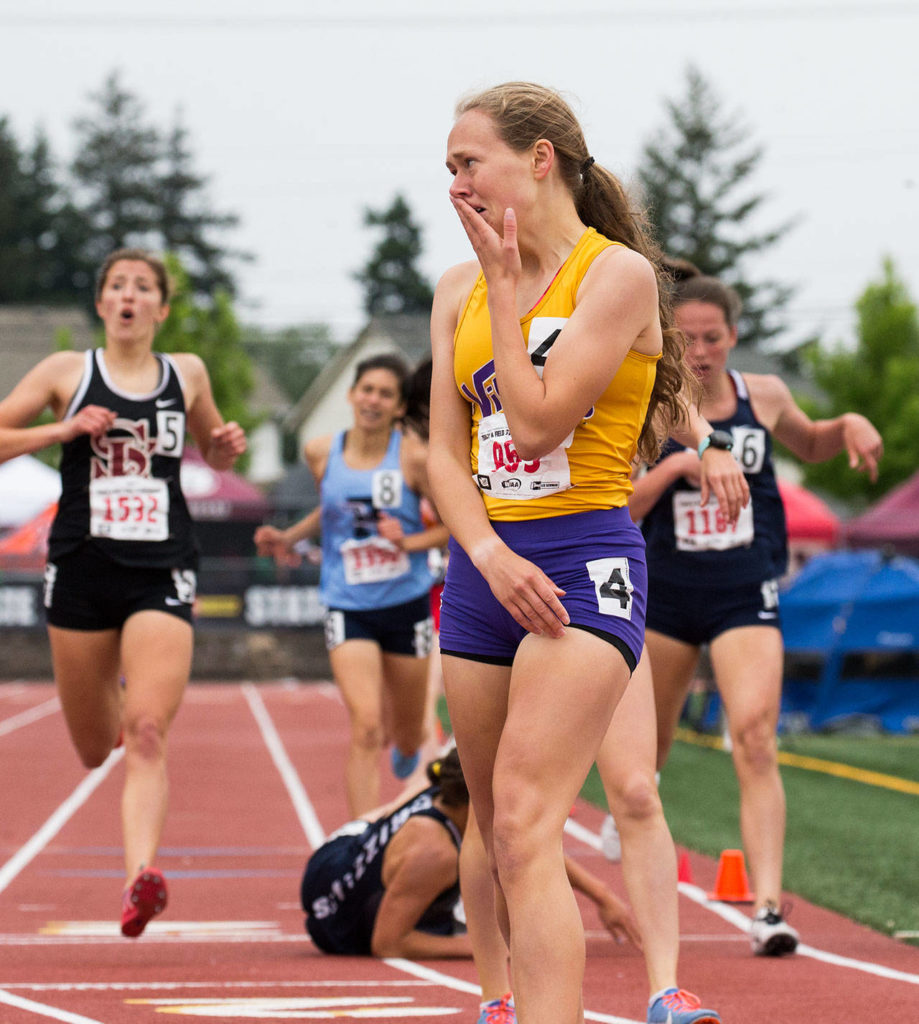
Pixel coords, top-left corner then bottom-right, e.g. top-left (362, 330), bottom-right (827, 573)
top-left (322, 594), bottom-right (434, 656)
top-left (645, 575), bottom-right (781, 647)
top-left (43, 545), bottom-right (197, 630)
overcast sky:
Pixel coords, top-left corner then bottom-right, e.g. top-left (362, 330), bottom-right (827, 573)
top-left (1, 1), bottom-right (917, 349)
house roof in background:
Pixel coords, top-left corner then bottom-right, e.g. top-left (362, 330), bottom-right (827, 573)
top-left (283, 312), bottom-right (429, 435)
top-left (0, 306), bottom-right (95, 399)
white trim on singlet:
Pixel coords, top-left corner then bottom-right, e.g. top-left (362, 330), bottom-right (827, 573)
top-left (61, 349), bottom-right (94, 420)
top-left (728, 366), bottom-right (749, 401)
top-left (94, 348), bottom-right (174, 402)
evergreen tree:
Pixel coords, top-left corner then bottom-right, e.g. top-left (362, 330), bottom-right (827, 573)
top-left (158, 111), bottom-right (245, 299)
top-left (23, 131), bottom-right (94, 300)
top-left (636, 66), bottom-right (795, 346)
top-left (354, 193), bottom-right (434, 315)
top-left (0, 116), bottom-right (33, 300)
top-left (70, 71), bottom-right (162, 271)
top-left (0, 119), bottom-right (89, 303)
top-left (796, 259), bottom-right (919, 503)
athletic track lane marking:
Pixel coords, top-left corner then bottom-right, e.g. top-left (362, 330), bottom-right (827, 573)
top-left (0, 749), bottom-right (123, 897)
top-left (241, 682), bottom-right (325, 850)
top-left (675, 726), bottom-right (919, 796)
top-left (0, 697), bottom-right (60, 737)
top-left (0, 987), bottom-right (105, 1024)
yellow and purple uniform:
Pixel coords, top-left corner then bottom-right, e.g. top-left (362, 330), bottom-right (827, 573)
top-left (439, 228), bottom-right (657, 671)
top-left (453, 227), bottom-right (659, 520)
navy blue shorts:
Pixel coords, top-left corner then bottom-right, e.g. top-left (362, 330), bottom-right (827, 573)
top-left (438, 507), bottom-right (646, 673)
top-left (43, 546), bottom-right (196, 630)
top-left (645, 575), bottom-right (781, 647)
top-left (323, 593), bottom-right (434, 656)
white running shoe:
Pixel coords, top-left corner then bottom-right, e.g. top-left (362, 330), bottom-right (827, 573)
top-left (750, 902), bottom-right (799, 956)
top-left (600, 813), bottom-right (622, 862)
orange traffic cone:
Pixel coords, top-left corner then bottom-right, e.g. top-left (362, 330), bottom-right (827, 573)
top-left (707, 849), bottom-right (754, 902)
top-left (677, 850), bottom-right (694, 884)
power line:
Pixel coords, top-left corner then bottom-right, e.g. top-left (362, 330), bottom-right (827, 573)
top-left (0, 5), bottom-right (917, 30)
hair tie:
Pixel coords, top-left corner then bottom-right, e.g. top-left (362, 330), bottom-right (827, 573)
top-left (581, 156), bottom-right (595, 176)
top-left (431, 760), bottom-right (442, 777)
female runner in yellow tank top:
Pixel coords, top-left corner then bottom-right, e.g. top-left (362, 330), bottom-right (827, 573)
top-left (428, 83), bottom-right (747, 1024)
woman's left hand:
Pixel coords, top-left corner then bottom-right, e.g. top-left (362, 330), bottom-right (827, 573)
top-left (597, 892), bottom-right (643, 948)
top-left (376, 512), bottom-right (405, 546)
top-left (699, 447), bottom-right (750, 526)
top-left (472, 535), bottom-right (569, 638)
top-left (206, 421), bottom-right (247, 468)
top-left (842, 413), bottom-right (883, 482)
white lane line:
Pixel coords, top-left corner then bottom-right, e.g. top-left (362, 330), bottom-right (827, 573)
top-left (564, 816), bottom-right (601, 850)
top-left (565, 818), bottom-right (919, 987)
top-left (0, 697), bottom-right (60, 737)
top-left (678, 880), bottom-right (919, 985)
top-left (241, 683), bottom-right (326, 851)
top-left (0, 749), bottom-right (123, 897)
top-left (0, 988), bottom-right (105, 1024)
top-left (386, 958), bottom-right (642, 1024)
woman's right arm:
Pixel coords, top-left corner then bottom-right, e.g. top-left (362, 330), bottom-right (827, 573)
top-left (0, 352), bottom-right (114, 464)
top-left (370, 819), bottom-right (473, 959)
top-left (253, 435), bottom-right (331, 564)
top-left (427, 265), bottom-right (569, 638)
top-left (253, 506), bottom-right (321, 565)
top-left (628, 449), bottom-right (701, 523)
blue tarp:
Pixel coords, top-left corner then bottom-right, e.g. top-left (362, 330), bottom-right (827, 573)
top-left (780, 550), bottom-right (919, 732)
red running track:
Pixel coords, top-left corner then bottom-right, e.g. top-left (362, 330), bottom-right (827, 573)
top-left (1, 680), bottom-right (917, 1023)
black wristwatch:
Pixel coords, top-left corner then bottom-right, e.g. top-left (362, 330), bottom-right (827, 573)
top-left (697, 429), bottom-right (734, 459)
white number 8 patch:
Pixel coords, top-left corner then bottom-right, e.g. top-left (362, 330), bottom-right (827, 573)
top-left (585, 557), bottom-right (633, 620)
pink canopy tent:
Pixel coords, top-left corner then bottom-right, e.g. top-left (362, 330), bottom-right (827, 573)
top-left (777, 477), bottom-right (840, 545)
top-left (844, 470), bottom-right (919, 556)
top-left (179, 446), bottom-right (270, 523)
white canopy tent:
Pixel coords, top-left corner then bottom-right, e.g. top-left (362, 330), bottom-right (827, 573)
top-left (0, 455), bottom-right (61, 530)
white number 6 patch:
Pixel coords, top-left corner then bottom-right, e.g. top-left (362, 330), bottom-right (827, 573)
top-left (585, 557), bottom-right (633, 620)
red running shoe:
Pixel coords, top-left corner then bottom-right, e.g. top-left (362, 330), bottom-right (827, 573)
top-left (121, 867), bottom-right (168, 938)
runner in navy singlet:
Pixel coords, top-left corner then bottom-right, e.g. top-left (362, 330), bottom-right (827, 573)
top-left (300, 748), bottom-right (640, 960)
top-left (633, 273), bottom-right (883, 957)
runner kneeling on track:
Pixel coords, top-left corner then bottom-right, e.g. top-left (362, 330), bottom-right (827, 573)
top-left (300, 747), bottom-right (640, 960)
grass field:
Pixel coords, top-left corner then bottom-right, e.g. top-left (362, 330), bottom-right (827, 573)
top-left (582, 729), bottom-right (919, 944)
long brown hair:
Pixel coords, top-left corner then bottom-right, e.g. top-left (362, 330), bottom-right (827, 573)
top-left (455, 82), bottom-right (697, 460)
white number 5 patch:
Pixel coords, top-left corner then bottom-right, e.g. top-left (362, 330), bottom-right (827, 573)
top-left (585, 557), bottom-right (633, 620)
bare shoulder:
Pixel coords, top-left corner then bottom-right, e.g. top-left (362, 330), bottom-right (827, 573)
top-left (21, 349), bottom-right (86, 397)
top-left (169, 351), bottom-right (209, 382)
top-left (743, 371), bottom-right (794, 407)
top-left (587, 244), bottom-right (657, 291)
top-left (740, 371), bottom-right (800, 432)
top-left (303, 433), bottom-right (333, 479)
top-left (394, 816), bottom-right (457, 870)
top-left (436, 259), bottom-right (480, 296)
top-left (34, 349), bottom-right (86, 379)
top-left (577, 245), bottom-right (659, 321)
top-left (432, 260), bottom-right (480, 327)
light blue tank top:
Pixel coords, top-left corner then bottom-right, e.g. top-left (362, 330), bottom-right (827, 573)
top-left (319, 429), bottom-right (433, 611)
